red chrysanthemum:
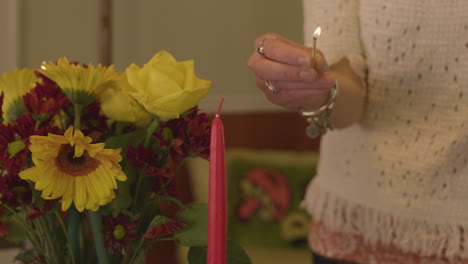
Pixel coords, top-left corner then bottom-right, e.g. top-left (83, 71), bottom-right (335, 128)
top-left (162, 118), bottom-right (190, 161)
top-left (126, 144), bottom-right (160, 172)
top-left (0, 114), bottom-right (53, 174)
top-left (126, 145), bottom-right (178, 195)
top-left (0, 171), bottom-right (32, 208)
top-left (103, 213), bottom-right (138, 255)
top-left (27, 200), bottom-right (57, 220)
top-left (148, 166), bottom-right (177, 196)
top-left (161, 107), bottom-right (211, 160)
top-left (186, 112), bottom-right (211, 159)
top-left (80, 101), bottom-right (109, 141)
top-left (23, 73), bottom-right (70, 121)
top-left (143, 219), bottom-right (186, 240)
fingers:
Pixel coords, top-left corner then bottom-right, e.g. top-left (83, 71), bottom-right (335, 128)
top-left (256, 71), bottom-right (335, 94)
top-left (251, 59), bottom-right (317, 83)
top-left (256, 78), bottom-right (332, 110)
top-left (254, 34), bottom-right (311, 67)
top-left (251, 33), bottom-right (329, 71)
top-left (248, 33), bottom-right (335, 104)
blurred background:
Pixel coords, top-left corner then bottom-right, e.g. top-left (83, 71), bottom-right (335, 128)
top-left (0, 1), bottom-right (319, 263)
top-left (1, 0), bottom-right (304, 113)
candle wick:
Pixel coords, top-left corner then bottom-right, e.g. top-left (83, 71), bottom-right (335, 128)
top-left (216, 96), bottom-right (225, 117)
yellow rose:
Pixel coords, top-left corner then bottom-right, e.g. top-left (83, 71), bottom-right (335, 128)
top-left (99, 74), bottom-right (152, 127)
top-left (125, 50), bottom-right (212, 119)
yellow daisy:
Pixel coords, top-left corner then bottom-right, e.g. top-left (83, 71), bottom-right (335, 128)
top-left (19, 126), bottom-right (127, 212)
top-left (39, 57), bottom-right (118, 106)
top-left (0, 68), bottom-right (39, 123)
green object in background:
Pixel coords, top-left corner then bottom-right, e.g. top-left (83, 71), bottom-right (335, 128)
top-left (187, 240), bottom-right (252, 264)
top-left (226, 150), bottom-right (318, 248)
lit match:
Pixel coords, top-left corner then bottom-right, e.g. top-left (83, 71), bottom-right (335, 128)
top-left (312, 27), bottom-right (321, 67)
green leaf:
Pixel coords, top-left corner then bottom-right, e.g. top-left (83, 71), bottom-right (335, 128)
top-left (187, 240), bottom-right (252, 264)
top-left (174, 204), bottom-right (208, 247)
top-left (6, 98), bottom-right (27, 122)
top-left (143, 117), bottom-right (160, 147)
top-left (106, 180), bottom-right (133, 216)
top-left (136, 199), bottom-right (162, 234)
top-left (105, 127), bottom-right (146, 149)
top-left (123, 160), bottom-right (139, 186)
top-left (140, 215), bottom-right (171, 239)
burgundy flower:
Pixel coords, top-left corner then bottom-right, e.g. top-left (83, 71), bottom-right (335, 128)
top-left (126, 144), bottom-right (178, 195)
top-left (27, 200), bottom-right (57, 220)
top-left (80, 101), bottom-right (109, 141)
top-left (0, 171), bottom-right (32, 208)
top-left (0, 114), bottom-right (53, 174)
top-left (143, 219), bottom-right (186, 240)
top-left (149, 167), bottom-right (177, 196)
top-left (155, 125), bottom-right (188, 164)
top-left (103, 213), bottom-right (138, 255)
top-left (186, 112), bottom-right (211, 159)
top-left (161, 107), bottom-right (211, 160)
top-left (126, 144), bottom-right (160, 171)
top-left (23, 74), bottom-right (70, 121)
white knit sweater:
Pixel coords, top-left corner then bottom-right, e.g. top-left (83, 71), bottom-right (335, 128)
top-left (301, 0), bottom-right (468, 259)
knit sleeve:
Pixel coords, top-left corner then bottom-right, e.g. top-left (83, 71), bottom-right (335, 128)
top-left (303, 0), bottom-right (367, 79)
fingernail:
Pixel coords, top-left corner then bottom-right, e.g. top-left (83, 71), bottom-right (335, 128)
top-left (300, 69), bottom-right (315, 80)
top-left (298, 57), bottom-right (311, 67)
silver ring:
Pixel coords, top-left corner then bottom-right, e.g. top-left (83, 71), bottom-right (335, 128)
top-left (257, 35), bottom-right (277, 58)
top-left (265, 80), bottom-right (280, 94)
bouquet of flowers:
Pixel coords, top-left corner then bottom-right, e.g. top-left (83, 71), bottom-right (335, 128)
top-left (0, 50), bottom-right (250, 264)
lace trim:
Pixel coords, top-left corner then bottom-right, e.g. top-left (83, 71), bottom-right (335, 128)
top-left (310, 221), bottom-right (468, 264)
top-left (301, 183), bottom-right (468, 259)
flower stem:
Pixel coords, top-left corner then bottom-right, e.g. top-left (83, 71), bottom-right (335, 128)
top-left (161, 157), bottom-right (189, 191)
top-left (55, 210), bottom-right (76, 264)
top-left (4, 205), bottom-right (48, 261)
top-left (128, 236), bottom-right (145, 264)
top-left (74, 104), bottom-right (83, 132)
top-left (88, 210), bottom-right (110, 264)
top-left (37, 215), bottom-right (62, 263)
top-left (144, 117), bottom-right (159, 148)
top-left (159, 195), bottom-right (187, 210)
top-left (130, 118), bottom-right (160, 212)
top-left (67, 205), bottom-right (81, 264)
top-left (34, 120), bottom-right (41, 131)
top-left (131, 170), bottom-right (145, 213)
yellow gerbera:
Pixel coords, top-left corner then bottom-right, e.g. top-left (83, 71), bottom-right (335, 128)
top-left (0, 68), bottom-right (39, 123)
top-left (19, 126), bottom-right (127, 212)
top-left (39, 57), bottom-right (118, 106)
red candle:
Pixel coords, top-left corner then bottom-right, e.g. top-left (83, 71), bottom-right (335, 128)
top-left (208, 97), bottom-right (226, 264)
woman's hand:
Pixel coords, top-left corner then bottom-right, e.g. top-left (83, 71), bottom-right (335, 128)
top-left (247, 33), bottom-right (336, 110)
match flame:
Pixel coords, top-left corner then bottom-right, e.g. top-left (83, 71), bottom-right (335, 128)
top-left (313, 27), bottom-right (321, 39)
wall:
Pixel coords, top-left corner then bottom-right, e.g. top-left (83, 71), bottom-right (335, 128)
top-left (14, 0), bottom-right (304, 113)
top-left (19, 0), bottom-right (100, 68)
top-left (112, 0), bottom-right (304, 112)
top-left (0, 1), bottom-right (19, 73)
